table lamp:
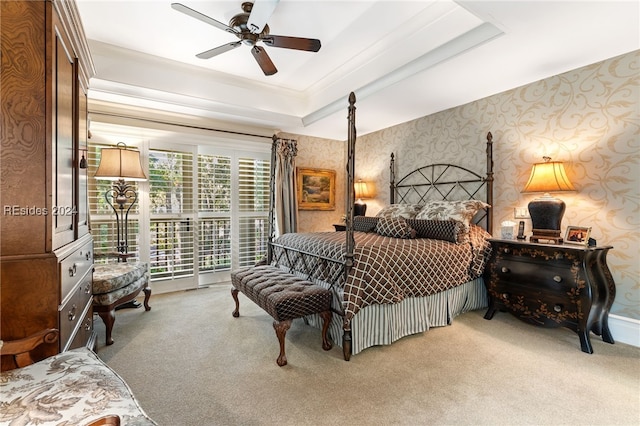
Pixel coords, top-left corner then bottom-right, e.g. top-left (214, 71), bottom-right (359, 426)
top-left (354, 180), bottom-right (371, 216)
top-left (522, 156), bottom-right (575, 243)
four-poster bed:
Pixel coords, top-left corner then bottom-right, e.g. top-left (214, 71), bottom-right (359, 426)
top-left (267, 92), bottom-right (494, 361)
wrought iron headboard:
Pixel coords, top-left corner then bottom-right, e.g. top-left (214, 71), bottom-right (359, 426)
top-left (389, 132), bottom-right (494, 232)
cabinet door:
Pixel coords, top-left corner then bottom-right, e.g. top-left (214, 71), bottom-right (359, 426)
top-left (52, 18), bottom-right (76, 249)
top-left (0, 0), bottom-right (48, 256)
top-left (77, 76), bottom-right (90, 237)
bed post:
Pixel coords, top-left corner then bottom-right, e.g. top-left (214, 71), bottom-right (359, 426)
top-left (266, 135), bottom-right (278, 264)
top-left (343, 91), bottom-right (357, 361)
top-left (485, 132), bottom-right (494, 234)
top-left (389, 153), bottom-right (396, 204)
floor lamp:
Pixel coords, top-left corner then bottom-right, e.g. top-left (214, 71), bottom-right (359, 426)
top-left (95, 143), bottom-right (147, 262)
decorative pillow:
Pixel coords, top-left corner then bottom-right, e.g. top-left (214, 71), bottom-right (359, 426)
top-left (375, 204), bottom-right (423, 219)
top-left (415, 200), bottom-right (490, 226)
top-left (405, 219), bottom-right (466, 244)
top-left (375, 217), bottom-right (416, 239)
top-left (353, 216), bottom-right (379, 232)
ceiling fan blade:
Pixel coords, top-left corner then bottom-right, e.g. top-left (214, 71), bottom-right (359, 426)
top-left (171, 3), bottom-right (237, 35)
top-left (247, 0), bottom-right (280, 34)
top-left (262, 35), bottom-right (321, 52)
top-left (251, 46), bottom-right (277, 76)
top-left (196, 41), bottom-right (242, 59)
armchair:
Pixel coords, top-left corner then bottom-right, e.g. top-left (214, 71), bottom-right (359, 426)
top-left (0, 329), bottom-right (156, 425)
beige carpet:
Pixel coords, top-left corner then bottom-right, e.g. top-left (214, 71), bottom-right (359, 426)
top-left (94, 285), bottom-right (640, 426)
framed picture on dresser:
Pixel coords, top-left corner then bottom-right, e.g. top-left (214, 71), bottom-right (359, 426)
top-left (565, 226), bottom-right (591, 245)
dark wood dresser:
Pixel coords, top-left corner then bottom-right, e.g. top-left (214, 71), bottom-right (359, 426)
top-left (1, 0), bottom-right (95, 370)
top-left (483, 239), bottom-right (616, 353)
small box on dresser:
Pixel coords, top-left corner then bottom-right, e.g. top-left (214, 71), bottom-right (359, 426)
top-left (483, 238), bottom-right (616, 353)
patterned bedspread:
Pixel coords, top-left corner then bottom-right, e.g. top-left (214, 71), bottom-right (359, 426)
top-left (272, 225), bottom-right (492, 323)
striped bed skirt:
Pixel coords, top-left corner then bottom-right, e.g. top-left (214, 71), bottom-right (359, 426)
top-left (305, 277), bottom-right (488, 356)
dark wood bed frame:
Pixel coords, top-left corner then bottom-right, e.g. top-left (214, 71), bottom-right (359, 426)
top-left (268, 92), bottom-right (494, 360)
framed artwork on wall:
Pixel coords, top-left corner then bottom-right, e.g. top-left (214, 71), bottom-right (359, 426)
top-left (297, 167), bottom-right (335, 211)
top-left (565, 226), bottom-right (591, 245)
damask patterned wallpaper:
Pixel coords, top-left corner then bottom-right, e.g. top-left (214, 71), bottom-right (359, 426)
top-left (289, 50), bottom-right (639, 319)
top-left (278, 132), bottom-right (347, 232)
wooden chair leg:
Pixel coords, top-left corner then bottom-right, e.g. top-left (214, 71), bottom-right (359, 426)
top-left (98, 309), bottom-right (116, 346)
top-left (319, 310), bottom-right (332, 351)
top-left (142, 285), bottom-right (152, 311)
top-left (87, 415), bottom-right (121, 426)
top-left (273, 319), bottom-right (292, 366)
top-left (231, 288), bottom-right (240, 318)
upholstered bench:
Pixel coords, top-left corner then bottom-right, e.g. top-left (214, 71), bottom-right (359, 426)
top-left (0, 329), bottom-right (156, 425)
top-left (231, 265), bottom-right (333, 366)
top-left (93, 262), bottom-right (151, 346)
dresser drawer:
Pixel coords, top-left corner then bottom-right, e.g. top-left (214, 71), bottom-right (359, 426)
top-left (491, 280), bottom-right (579, 326)
top-left (494, 259), bottom-right (577, 295)
top-left (495, 243), bottom-right (576, 268)
top-left (59, 270), bottom-right (93, 350)
top-left (60, 239), bottom-right (93, 300)
top-left (67, 308), bottom-right (93, 351)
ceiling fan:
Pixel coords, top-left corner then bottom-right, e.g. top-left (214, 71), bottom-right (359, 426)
top-left (171, 0), bottom-right (321, 76)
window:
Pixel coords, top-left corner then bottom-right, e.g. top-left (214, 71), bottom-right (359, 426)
top-left (88, 122), bottom-right (271, 292)
top-left (198, 154), bottom-right (231, 273)
top-left (148, 149), bottom-right (195, 280)
top-left (237, 157), bottom-right (270, 267)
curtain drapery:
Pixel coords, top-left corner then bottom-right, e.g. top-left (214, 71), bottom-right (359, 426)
top-left (274, 138), bottom-right (298, 236)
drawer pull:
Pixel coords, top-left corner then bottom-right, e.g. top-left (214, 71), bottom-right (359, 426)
top-left (553, 304), bottom-right (563, 313)
top-left (501, 267), bottom-right (510, 273)
top-left (86, 251), bottom-right (91, 261)
top-left (69, 263), bottom-right (77, 277)
top-left (84, 283), bottom-right (91, 294)
top-left (553, 275), bottom-right (562, 283)
top-left (501, 293), bottom-right (510, 300)
top-left (503, 248), bottom-right (510, 254)
top-left (84, 318), bottom-right (92, 331)
top-left (68, 304), bottom-right (77, 322)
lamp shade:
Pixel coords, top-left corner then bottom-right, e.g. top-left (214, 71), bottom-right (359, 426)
top-left (95, 143), bottom-right (147, 181)
top-left (522, 157), bottom-right (575, 193)
top-left (354, 180), bottom-right (371, 200)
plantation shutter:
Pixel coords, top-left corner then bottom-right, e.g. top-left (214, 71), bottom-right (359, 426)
top-left (148, 148), bottom-right (195, 280)
top-left (198, 154), bottom-right (232, 273)
top-left (237, 157), bottom-right (270, 267)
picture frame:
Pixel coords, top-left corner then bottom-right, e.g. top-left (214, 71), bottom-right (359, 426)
top-left (564, 226), bottom-right (591, 245)
top-left (296, 167), bottom-right (335, 211)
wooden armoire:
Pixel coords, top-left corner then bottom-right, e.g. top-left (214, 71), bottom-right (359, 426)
top-left (1, 0), bottom-right (95, 370)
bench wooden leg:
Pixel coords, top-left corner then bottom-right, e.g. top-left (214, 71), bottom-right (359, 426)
top-left (231, 288), bottom-right (240, 318)
top-left (319, 310), bottom-right (332, 351)
top-left (142, 285), bottom-right (152, 311)
top-left (273, 319), bottom-right (292, 366)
